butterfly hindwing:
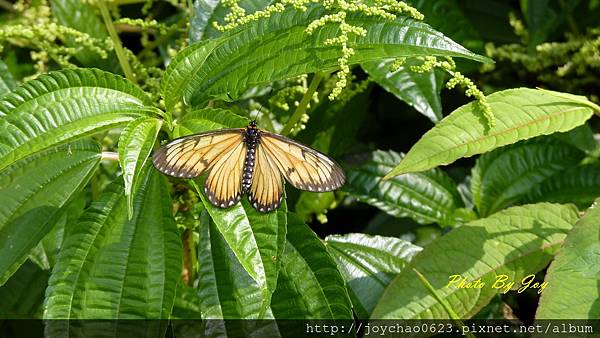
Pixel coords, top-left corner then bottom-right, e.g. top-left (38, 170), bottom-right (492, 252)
top-left (152, 129), bottom-right (244, 178)
top-left (248, 141), bottom-right (284, 212)
top-left (259, 132), bottom-right (345, 192)
top-left (204, 140), bottom-right (247, 208)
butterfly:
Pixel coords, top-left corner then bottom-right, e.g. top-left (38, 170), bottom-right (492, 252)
top-left (152, 121), bottom-right (345, 212)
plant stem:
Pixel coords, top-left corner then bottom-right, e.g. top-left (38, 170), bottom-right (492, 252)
top-left (98, 0), bottom-right (136, 83)
top-left (280, 72), bottom-right (325, 136)
top-left (101, 152), bottom-right (119, 161)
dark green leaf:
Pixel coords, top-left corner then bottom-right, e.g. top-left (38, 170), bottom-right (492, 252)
top-left (523, 163), bottom-right (600, 208)
top-left (371, 203), bottom-right (579, 319)
top-left (325, 233), bottom-right (422, 318)
top-left (0, 140), bottom-right (101, 285)
top-left (344, 150), bottom-right (464, 226)
top-left (28, 193), bottom-right (85, 270)
top-left (470, 138), bottom-right (585, 217)
top-left (195, 211), bottom-right (281, 336)
top-left (362, 58), bottom-right (444, 123)
top-left (0, 261), bottom-right (49, 319)
top-left (44, 168), bottom-right (181, 336)
top-left (0, 68), bottom-right (154, 171)
top-left (0, 60), bottom-right (16, 97)
top-left (271, 213), bottom-right (353, 321)
top-left (190, 0), bottom-right (273, 42)
top-left (162, 4), bottom-right (490, 109)
top-left (195, 184), bottom-right (287, 317)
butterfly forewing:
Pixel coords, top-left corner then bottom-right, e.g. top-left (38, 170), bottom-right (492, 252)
top-left (248, 142), bottom-right (284, 212)
top-left (204, 140), bottom-right (247, 208)
top-left (259, 132), bottom-right (345, 192)
top-left (152, 129), bottom-right (244, 178)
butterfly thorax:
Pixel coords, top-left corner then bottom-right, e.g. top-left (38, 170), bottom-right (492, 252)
top-left (242, 126), bottom-right (260, 192)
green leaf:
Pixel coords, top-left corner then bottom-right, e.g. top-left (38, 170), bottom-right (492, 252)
top-left (173, 108), bottom-right (248, 138)
top-left (406, 0), bottom-right (484, 51)
top-left (470, 138), bottom-right (585, 217)
top-left (362, 58), bottom-right (444, 123)
top-left (271, 213), bottom-right (353, 322)
top-left (0, 60), bottom-right (16, 97)
top-left (44, 168), bottom-right (181, 330)
top-left (385, 88), bottom-right (598, 177)
top-left (195, 181), bottom-right (287, 317)
top-left (0, 140), bottom-right (101, 286)
top-left (371, 203), bottom-right (579, 319)
top-left (0, 68), bottom-right (154, 171)
top-left (190, 0), bottom-right (273, 42)
top-left (28, 193), bottom-right (86, 270)
top-left (162, 4), bottom-right (491, 109)
top-left (0, 261), bottom-right (49, 319)
top-left (536, 200), bottom-right (600, 319)
top-left (119, 117), bottom-right (163, 217)
top-left (197, 212), bottom-right (272, 318)
top-left (195, 211), bottom-right (281, 337)
top-left (523, 163), bottom-right (600, 209)
top-left (325, 233), bottom-right (422, 319)
top-left (551, 124), bottom-right (597, 153)
top-left (50, 0), bottom-right (117, 70)
top-left (521, 0), bottom-right (558, 51)
top-left (343, 150), bottom-right (464, 226)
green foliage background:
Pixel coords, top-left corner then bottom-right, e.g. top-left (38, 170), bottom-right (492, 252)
top-left (1, 0), bottom-right (600, 336)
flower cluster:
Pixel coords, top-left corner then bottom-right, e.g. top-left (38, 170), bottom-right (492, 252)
top-left (485, 16), bottom-right (600, 102)
top-left (411, 56), bottom-right (496, 128)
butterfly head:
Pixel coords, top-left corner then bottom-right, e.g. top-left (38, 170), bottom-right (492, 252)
top-left (249, 120), bottom-right (257, 129)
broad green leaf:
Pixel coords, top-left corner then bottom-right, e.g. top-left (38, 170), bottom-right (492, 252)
top-left (523, 163), bottom-right (600, 209)
top-left (119, 117), bottom-right (163, 217)
top-left (271, 214), bottom-right (353, 323)
top-left (470, 138), bottom-right (585, 217)
top-left (195, 182), bottom-right (287, 317)
top-left (520, 0), bottom-right (559, 51)
top-left (362, 58), bottom-right (444, 123)
top-left (50, 0), bottom-right (117, 70)
top-left (173, 108), bottom-right (248, 138)
top-left (371, 203), bottom-right (579, 319)
top-left (407, 0), bottom-right (484, 51)
top-left (0, 60), bottom-right (16, 97)
top-left (0, 140), bottom-right (101, 286)
top-left (28, 193), bottom-right (86, 270)
top-left (344, 150), bottom-right (464, 226)
top-left (325, 233), bottom-right (422, 319)
top-left (172, 285), bottom-right (203, 320)
top-left (195, 211), bottom-right (281, 337)
top-left (551, 124), bottom-right (597, 153)
top-left (0, 261), bottom-right (49, 319)
top-left (190, 0), bottom-right (273, 42)
top-left (44, 169), bottom-right (181, 334)
top-left (0, 68), bottom-right (154, 171)
top-left (385, 88), bottom-right (599, 177)
top-left (162, 4), bottom-right (491, 109)
top-left (536, 200), bottom-right (600, 319)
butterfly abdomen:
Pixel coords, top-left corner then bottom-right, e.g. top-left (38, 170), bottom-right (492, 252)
top-left (242, 128), bottom-right (259, 192)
